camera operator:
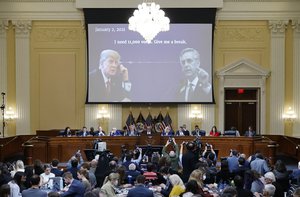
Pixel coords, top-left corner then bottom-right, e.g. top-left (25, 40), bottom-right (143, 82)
top-left (94, 150), bottom-right (114, 187)
top-left (181, 141), bottom-right (199, 183)
top-left (162, 137), bottom-right (180, 172)
top-left (202, 143), bottom-right (217, 162)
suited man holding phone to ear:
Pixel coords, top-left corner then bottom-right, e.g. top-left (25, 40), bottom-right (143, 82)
top-left (177, 48), bottom-right (212, 102)
top-left (89, 49), bottom-right (132, 102)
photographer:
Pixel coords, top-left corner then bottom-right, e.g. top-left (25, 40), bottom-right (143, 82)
top-left (181, 141), bottom-right (199, 183)
top-left (202, 144), bottom-right (217, 162)
top-left (162, 137), bottom-right (180, 172)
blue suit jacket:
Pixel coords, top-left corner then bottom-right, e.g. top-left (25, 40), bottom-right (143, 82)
top-left (60, 179), bottom-right (85, 197)
top-left (127, 185), bottom-right (154, 197)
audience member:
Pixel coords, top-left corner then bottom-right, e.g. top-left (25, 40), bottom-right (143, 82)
top-left (10, 160), bottom-right (25, 178)
top-left (168, 174), bottom-right (185, 197)
top-left (127, 175), bottom-right (154, 197)
top-left (50, 159), bottom-right (64, 177)
top-left (162, 138), bottom-right (180, 172)
top-left (233, 175), bottom-right (252, 197)
top-left (8, 171), bottom-right (26, 196)
top-left (22, 175), bottom-right (47, 197)
top-left (264, 171), bottom-right (284, 197)
top-left (250, 153), bottom-right (269, 175)
top-left (125, 163), bottom-right (141, 184)
top-left (59, 172), bottom-right (85, 197)
top-left (40, 164), bottom-right (55, 189)
top-left (227, 150), bottom-right (239, 173)
top-left (81, 162), bottom-right (97, 189)
top-left (0, 184), bottom-right (10, 197)
top-left (100, 172), bottom-right (119, 197)
top-left (77, 169), bottom-right (91, 193)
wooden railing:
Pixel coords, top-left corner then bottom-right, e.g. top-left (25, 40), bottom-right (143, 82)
top-left (3, 133), bottom-right (296, 165)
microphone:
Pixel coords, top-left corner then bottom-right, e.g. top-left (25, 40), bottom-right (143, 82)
top-left (1, 92), bottom-right (5, 96)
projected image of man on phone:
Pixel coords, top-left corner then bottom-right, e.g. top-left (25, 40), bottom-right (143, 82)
top-left (89, 49), bottom-right (132, 102)
top-left (177, 48), bottom-right (212, 102)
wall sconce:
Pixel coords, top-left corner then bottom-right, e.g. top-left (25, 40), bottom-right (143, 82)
top-left (189, 108), bottom-right (203, 119)
top-left (4, 107), bottom-right (17, 120)
top-left (96, 107), bottom-right (110, 119)
top-left (282, 107), bottom-right (297, 122)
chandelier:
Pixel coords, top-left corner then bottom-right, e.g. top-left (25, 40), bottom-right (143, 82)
top-left (128, 2), bottom-right (170, 43)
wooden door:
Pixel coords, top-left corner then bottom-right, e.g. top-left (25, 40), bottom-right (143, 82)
top-left (224, 89), bottom-right (258, 135)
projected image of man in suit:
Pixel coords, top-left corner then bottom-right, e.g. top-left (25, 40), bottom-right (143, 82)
top-left (178, 48), bottom-right (212, 102)
top-left (89, 49), bottom-right (131, 102)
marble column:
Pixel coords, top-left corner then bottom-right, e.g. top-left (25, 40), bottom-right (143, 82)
top-left (292, 20), bottom-right (300, 136)
top-left (268, 20), bottom-right (288, 135)
top-left (12, 20), bottom-right (32, 135)
top-left (0, 20), bottom-right (8, 137)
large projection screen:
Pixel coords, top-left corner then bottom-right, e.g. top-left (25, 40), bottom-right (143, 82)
top-left (85, 8), bottom-right (216, 104)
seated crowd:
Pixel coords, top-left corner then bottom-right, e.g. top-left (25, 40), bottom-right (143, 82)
top-left (2, 135), bottom-right (300, 197)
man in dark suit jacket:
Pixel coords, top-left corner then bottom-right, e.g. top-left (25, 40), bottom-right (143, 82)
top-left (244, 126), bottom-right (256, 137)
top-left (89, 49), bottom-right (131, 102)
top-left (177, 48), bottom-right (212, 102)
top-left (22, 175), bottom-right (47, 197)
top-left (60, 172), bottom-right (85, 197)
top-left (77, 126), bottom-right (90, 137)
top-left (127, 175), bottom-right (154, 197)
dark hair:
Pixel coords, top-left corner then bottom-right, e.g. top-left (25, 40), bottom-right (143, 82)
top-left (146, 162), bottom-right (155, 172)
top-left (30, 174), bottom-right (41, 185)
top-left (0, 184), bottom-right (10, 197)
top-left (71, 158), bottom-right (78, 168)
top-left (274, 159), bottom-right (287, 173)
top-left (221, 186), bottom-right (237, 197)
top-left (51, 159), bottom-right (59, 167)
top-left (186, 142), bottom-right (195, 151)
top-left (13, 171), bottom-right (25, 186)
top-left (136, 175), bottom-right (146, 184)
top-left (238, 157), bottom-right (245, 165)
top-left (81, 162), bottom-right (90, 170)
top-left (233, 175), bottom-right (244, 188)
top-left (78, 169), bottom-right (89, 180)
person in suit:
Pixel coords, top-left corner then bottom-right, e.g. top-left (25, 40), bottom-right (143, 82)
top-left (177, 48), bottom-right (212, 102)
top-left (244, 126), bottom-right (256, 137)
top-left (161, 125), bottom-right (175, 136)
top-left (89, 49), bottom-right (131, 102)
top-left (50, 159), bottom-right (64, 177)
top-left (125, 124), bottom-right (139, 136)
top-left (191, 125), bottom-right (206, 136)
top-left (22, 175), bottom-right (47, 197)
top-left (59, 172), bottom-right (85, 197)
top-left (95, 126), bottom-right (106, 136)
top-left (109, 128), bottom-right (123, 136)
top-left (127, 175), bottom-right (154, 197)
top-left (78, 126), bottom-right (90, 137)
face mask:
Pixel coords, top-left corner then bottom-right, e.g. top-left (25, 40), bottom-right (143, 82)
top-left (113, 180), bottom-right (118, 186)
top-left (203, 175), bottom-right (206, 180)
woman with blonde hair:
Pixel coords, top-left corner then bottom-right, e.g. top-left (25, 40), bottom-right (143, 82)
top-left (101, 172), bottom-right (120, 197)
top-left (188, 169), bottom-right (214, 197)
top-left (169, 174), bottom-right (185, 197)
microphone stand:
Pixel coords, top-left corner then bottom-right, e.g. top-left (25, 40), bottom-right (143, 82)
top-left (0, 92), bottom-right (5, 138)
